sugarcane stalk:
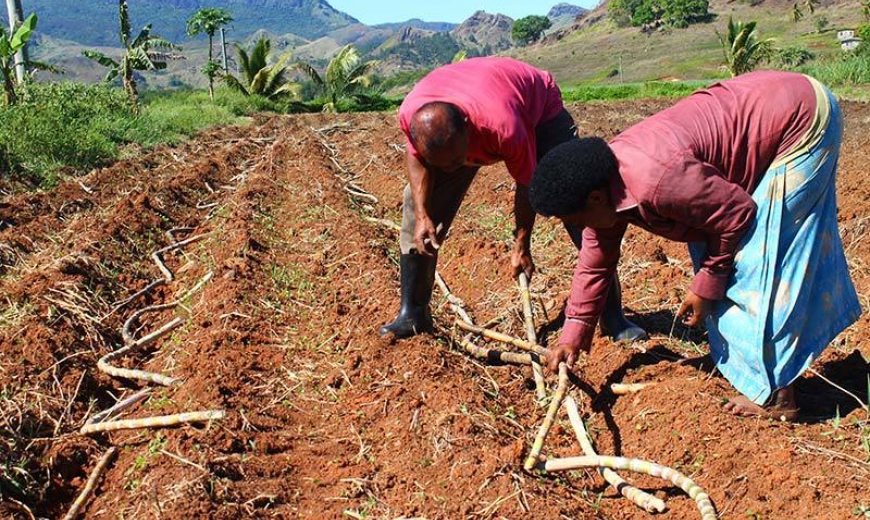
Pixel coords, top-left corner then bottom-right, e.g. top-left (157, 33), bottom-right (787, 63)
top-left (62, 447), bottom-right (116, 520)
top-left (518, 273), bottom-right (546, 401)
top-left (456, 335), bottom-right (536, 365)
top-left (80, 410), bottom-right (225, 434)
top-left (121, 272), bottom-right (213, 344)
top-left (523, 363), bottom-right (569, 471)
top-left (564, 396), bottom-right (666, 513)
top-left (611, 382), bottom-right (655, 395)
top-left (538, 455), bottom-right (717, 520)
top-left (435, 271), bottom-right (474, 325)
top-left (454, 320), bottom-right (548, 357)
top-left (84, 389), bottom-right (151, 427)
top-left (98, 317), bottom-right (184, 386)
top-left (150, 233), bottom-right (210, 282)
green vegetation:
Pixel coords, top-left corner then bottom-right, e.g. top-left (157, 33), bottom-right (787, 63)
top-left (717, 18), bottom-right (774, 77)
top-left (814, 15), bottom-right (830, 34)
top-left (776, 45), bottom-right (814, 68)
top-left (609, 0), bottom-right (709, 29)
top-left (83, 0), bottom-right (177, 112)
top-left (186, 8), bottom-right (233, 100)
top-left (561, 80), bottom-right (706, 102)
top-left (512, 15), bottom-right (553, 46)
top-left (0, 83), bottom-right (272, 187)
top-left (798, 52), bottom-right (870, 88)
top-left (296, 45), bottom-right (379, 113)
top-left (224, 38), bottom-right (299, 99)
top-left (0, 13), bottom-right (37, 105)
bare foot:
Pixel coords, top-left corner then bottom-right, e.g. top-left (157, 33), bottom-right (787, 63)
top-left (723, 386), bottom-right (799, 422)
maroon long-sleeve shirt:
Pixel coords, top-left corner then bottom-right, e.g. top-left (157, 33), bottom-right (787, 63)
top-left (562, 71), bottom-right (818, 348)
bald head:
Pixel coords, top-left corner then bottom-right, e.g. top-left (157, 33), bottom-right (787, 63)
top-left (409, 102), bottom-right (469, 171)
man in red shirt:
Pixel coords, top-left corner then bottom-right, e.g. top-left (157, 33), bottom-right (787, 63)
top-left (380, 57), bottom-right (646, 343)
top-left (529, 71), bottom-right (861, 420)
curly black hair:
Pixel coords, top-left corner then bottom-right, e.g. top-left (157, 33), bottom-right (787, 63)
top-left (529, 137), bottom-right (618, 217)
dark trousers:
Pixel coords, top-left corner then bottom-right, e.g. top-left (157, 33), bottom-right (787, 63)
top-left (399, 109), bottom-right (578, 254)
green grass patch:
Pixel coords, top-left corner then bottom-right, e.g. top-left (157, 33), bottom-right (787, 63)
top-left (561, 80), bottom-right (709, 102)
top-left (0, 84), bottom-right (274, 188)
top-left (798, 52), bottom-right (870, 88)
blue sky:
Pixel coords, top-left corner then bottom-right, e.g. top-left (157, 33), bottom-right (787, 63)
top-left (327, 1), bottom-right (598, 25)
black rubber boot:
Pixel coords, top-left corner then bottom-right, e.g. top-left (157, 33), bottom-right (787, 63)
top-left (379, 252), bottom-right (436, 338)
top-left (599, 276), bottom-right (648, 342)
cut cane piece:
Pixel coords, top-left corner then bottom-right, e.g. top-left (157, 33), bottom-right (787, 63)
top-left (564, 396), bottom-right (667, 513)
top-left (523, 363), bottom-right (569, 471)
top-left (539, 455), bottom-right (716, 520)
top-left (80, 410), bottom-right (225, 434)
top-left (518, 273), bottom-right (546, 402)
top-left (611, 382), bottom-right (655, 395)
top-left (62, 447), bottom-right (116, 520)
top-left (457, 336), bottom-right (536, 365)
top-left (455, 320), bottom-right (548, 357)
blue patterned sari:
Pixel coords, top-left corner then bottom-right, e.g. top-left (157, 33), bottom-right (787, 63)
top-left (689, 85), bottom-right (862, 405)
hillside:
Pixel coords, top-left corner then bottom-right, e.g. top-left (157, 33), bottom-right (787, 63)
top-left (25, 0), bottom-right (358, 46)
top-left (514, 0), bottom-right (865, 85)
top-left (547, 3), bottom-right (590, 32)
top-left (451, 10), bottom-right (515, 53)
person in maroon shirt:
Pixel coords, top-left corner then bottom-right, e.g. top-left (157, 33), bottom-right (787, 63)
top-left (529, 72), bottom-right (860, 420)
top-left (380, 57), bottom-right (646, 345)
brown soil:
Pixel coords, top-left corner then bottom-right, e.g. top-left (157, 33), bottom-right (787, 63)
top-left (0, 101), bottom-right (868, 520)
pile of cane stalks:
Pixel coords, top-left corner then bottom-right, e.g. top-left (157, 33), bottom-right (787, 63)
top-left (312, 121), bottom-right (719, 519)
top-left (447, 273), bottom-right (716, 519)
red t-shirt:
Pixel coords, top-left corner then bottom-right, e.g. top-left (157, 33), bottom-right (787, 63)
top-left (562, 71), bottom-right (818, 348)
top-left (399, 57), bottom-right (564, 185)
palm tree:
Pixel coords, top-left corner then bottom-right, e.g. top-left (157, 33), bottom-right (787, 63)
top-left (717, 17), bottom-right (775, 77)
top-left (186, 8), bottom-right (233, 100)
top-left (296, 45), bottom-right (379, 113)
top-left (223, 37), bottom-right (299, 99)
top-left (83, 0), bottom-right (176, 112)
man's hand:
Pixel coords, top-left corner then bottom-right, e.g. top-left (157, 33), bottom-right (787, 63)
top-left (546, 338), bottom-right (590, 372)
top-left (677, 289), bottom-right (713, 327)
top-left (510, 242), bottom-right (535, 279)
top-left (413, 214), bottom-right (440, 256)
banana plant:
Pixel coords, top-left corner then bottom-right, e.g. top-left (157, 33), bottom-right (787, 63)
top-left (83, 0), bottom-right (177, 112)
top-left (0, 12), bottom-right (36, 105)
top-left (223, 37), bottom-right (300, 99)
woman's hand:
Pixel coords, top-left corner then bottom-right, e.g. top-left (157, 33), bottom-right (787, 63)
top-left (677, 289), bottom-right (713, 327)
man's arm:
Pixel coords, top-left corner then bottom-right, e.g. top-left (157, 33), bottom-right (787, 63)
top-left (406, 151), bottom-right (439, 255)
top-left (511, 184), bottom-right (536, 278)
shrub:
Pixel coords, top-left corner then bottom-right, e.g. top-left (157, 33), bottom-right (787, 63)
top-left (609, 0), bottom-right (709, 29)
top-left (776, 45), bottom-right (815, 68)
top-left (0, 82), bottom-right (130, 186)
